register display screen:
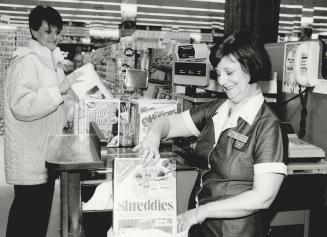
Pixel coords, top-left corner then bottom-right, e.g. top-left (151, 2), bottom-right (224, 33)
top-left (174, 62), bottom-right (206, 76)
top-left (173, 61), bottom-right (209, 87)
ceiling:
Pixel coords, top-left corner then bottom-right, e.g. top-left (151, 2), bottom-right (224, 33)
top-left (0, 0), bottom-right (225, 36)
top-left (1, 0), bottom-right (327, 39)
top-left (278, 0), bottom-right (327, 37)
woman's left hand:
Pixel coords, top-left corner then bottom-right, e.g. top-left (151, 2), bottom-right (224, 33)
top-left (59, 71), bottom-right (84, 95)
top-left (177, 208), bottom-right (198, 233)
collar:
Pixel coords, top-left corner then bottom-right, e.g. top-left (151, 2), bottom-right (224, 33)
top-left (212, 92), bottom-right (264, 143)
top-left (28, 39), bottom-right (64, 69)
top-left (227, 92), bottom-right (264, 126)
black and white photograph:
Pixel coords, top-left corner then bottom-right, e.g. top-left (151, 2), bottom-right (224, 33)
top-left (1, 1), bottom-right (327, 237)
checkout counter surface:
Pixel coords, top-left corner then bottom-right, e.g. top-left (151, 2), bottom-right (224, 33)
top-left (46, 134), bottom-right (104, 170)
top-left (46, 134), bottom-right (327, 237)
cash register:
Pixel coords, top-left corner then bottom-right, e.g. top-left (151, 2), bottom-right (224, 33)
top-left (172, 44), bottom-right (222, 109)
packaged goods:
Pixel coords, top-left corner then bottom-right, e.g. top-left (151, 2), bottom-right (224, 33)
top-left (71, 91), bottom-right (120, 147)
top-left (84, 98), bottom-right (120, 147)
top-left (113, 156), bottom-right (177, 237)
top-left (70, 63), bottom-right (119, 146)
top-left (130, 99), bottom-right (180, 146)
top-left (70, 63), bottom-right (114, 99)
top-left (119, 100), bottom-right (132, 147)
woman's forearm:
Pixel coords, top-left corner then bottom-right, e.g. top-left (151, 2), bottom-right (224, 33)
top-left (198, 190), bottom-right (266, 221)
top-left (197, 173), bottom-right (284, 221)
top-left (147, 117), bottom-right (170, 141)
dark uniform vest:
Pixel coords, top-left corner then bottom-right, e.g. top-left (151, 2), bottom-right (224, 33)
top-left (187, 99), bottom-right (287, 237)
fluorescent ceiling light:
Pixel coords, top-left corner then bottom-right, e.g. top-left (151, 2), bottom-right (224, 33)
top-left (4, 15), bottom-right (26, 19)
top-left (314, 16), bottom-right (327, 20)
top-left (279, 14), bottom-right (303, 18)
top-left (0, 3), bottom-right (120, 14)
top-left (314, 7), bottom-right (327, 11)
top-left (0, 3), bottom-right (33, 8)
top-left (280, 4), bottom-right (303, 9)
top-left (65, 19), bottom-right (119, 24)
top-left (279, 21), bottom-right (300, 25)
top-left (137, 17), bottom-right (219, 25)
top-left (313, 23), bottom-right (327, 26)
top-left (52, 7), bottom-right (120, 14)
top-left (61, 13), bottom-right (120, 20)
top-left (39, 0), bottom-right (120, 6)
top-left (0, 10), bottom-right (27, 15)
top-left (302, 8), bottom-right (314, 12)
top-left (137, 4), bottom-right (223, 13)
top-left (138, 11), bottom-right (223, 20)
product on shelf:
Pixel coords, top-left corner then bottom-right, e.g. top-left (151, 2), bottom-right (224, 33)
top-left (92, 44), bottom-right (120, 94)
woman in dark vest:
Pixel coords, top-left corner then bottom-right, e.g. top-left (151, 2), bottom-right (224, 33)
top-left (133, 31), bottom-right (287, 237)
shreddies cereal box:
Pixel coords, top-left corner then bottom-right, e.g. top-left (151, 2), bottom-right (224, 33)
top-left (113, 156), bottom-right (177, 237)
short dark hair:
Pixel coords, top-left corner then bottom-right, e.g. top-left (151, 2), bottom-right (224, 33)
top-left (210, 31), bottom-right (272, 83)
top-left (29, 5), bottom-right (63, 33)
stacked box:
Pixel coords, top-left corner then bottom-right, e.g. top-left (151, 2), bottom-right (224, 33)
top-left (73, 96), bottom-right (120, 147)
top-left (130, 99), bottom-right (180, 146)
top-left (69, 63), bottom-right (118, 146)
top-left (84, 98), bottom-right (120, 147)
top-left (119, 99), bottom-right (132, 147)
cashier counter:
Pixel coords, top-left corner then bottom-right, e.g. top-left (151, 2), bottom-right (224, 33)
top-left (46, 122), bottom-right (327, 237)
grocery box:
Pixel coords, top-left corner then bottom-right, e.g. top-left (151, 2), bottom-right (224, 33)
top-left (130, 99), bottom-right (180, 146)
top-left (84, 98), bottom-right (120, 147)
top-left (113, 156), bottom-right (177, 236)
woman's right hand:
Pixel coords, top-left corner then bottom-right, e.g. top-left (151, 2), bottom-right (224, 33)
top-left (59, 71), bottom-right (84, 95)
top-left (132, 133), bottom-right (161, 167)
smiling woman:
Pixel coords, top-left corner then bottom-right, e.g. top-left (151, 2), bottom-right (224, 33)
top-left (133, 31), bottom-right (287, 237)
top-left (3, 5), bottom-right (84, 237)
top-left (29, 5), bottom-right (63, 51)
top-left (213, 31), bottom-right (272, 105)
top-left (31, 21), bottom-right (61, 51)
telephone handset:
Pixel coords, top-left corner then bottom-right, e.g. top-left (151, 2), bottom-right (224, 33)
top-left (293, 41), bottom-right (322, 87)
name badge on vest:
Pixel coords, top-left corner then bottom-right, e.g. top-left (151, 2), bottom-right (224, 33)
top-left (228, 130), bottom-right (249, 152)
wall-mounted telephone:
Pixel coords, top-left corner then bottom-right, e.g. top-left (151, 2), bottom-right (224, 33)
top-left (293, 41), bottom-right (322, 87)
top-left (265, 40), bottom-right (325, 93)
top-left (281, 122), bottom-right (325, 161)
